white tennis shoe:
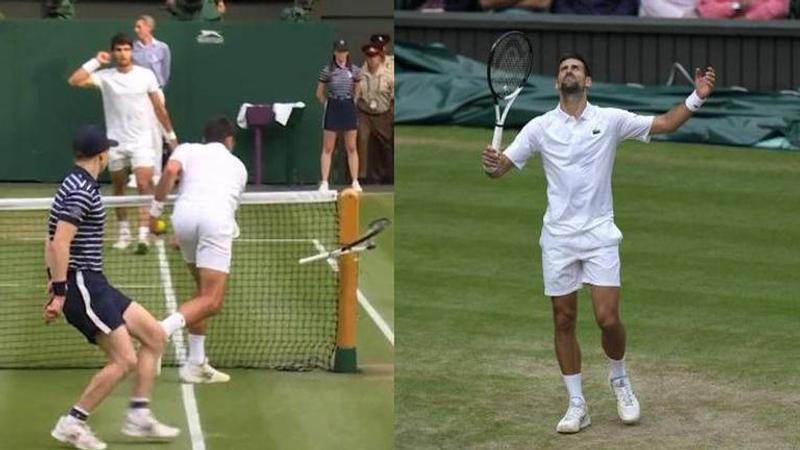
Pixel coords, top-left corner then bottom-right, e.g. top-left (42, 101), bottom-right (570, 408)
top-left (351, 180), bottom-right (363, 192)
top-left (121, 410), bottom-right (180, 439)
top-left (51, 415), bottom-right (107, 450)
top-left (610, 375), bottom-right (640, 424)
top-left (112, 233), bottom-right (131, 250)
top-left (556, 397), bottom-right (591, 434)
top-left (318, 181), bottom-right (330, 193)
top-left (179, 358), bottom-right (231, 383)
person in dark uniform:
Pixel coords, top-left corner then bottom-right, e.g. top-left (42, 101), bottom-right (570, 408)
top-left (45, 125), bottom-right (179, 450)
top-left (316, 38), bottom-right (362, 193)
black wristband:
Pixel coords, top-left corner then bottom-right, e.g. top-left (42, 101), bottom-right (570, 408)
top-left (52, 281), bottom-right (67, 296)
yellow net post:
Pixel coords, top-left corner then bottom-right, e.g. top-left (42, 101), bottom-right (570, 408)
top-left (333, 189), bottom-right (359, 372)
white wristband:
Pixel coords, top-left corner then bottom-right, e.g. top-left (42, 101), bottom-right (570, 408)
top-left (165, 130), bottom-right (177, 141)
top-left (81, 58), bottom-right (101, 73)
top-left (149, 200), bottom-right (164, 218)
top-left (685, 90), bottom-right (705, 112)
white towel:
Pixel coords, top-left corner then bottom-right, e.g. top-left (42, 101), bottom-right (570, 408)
top-left (236, 102), bottom-right (306, 128)
top-left (272, 102), bottom-right (306, 126)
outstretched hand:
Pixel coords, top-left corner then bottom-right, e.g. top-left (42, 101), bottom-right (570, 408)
top-left (694, 66), bottom-right (716, 99)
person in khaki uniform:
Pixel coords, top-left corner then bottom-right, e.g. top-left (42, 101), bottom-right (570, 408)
top-left (357, 43), bottom-right (394, 184)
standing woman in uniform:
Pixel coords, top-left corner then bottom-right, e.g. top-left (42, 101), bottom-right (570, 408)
top-left (316, 39), bottom-right (362, 192)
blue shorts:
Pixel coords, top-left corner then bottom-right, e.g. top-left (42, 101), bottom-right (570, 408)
top-left (63, 270), bottom-right (132, 345)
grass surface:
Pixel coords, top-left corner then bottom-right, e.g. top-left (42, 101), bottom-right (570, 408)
top-left (395, 125), bottom-right (799, 450)
top-left (0, 183), bottom-right (393, 450)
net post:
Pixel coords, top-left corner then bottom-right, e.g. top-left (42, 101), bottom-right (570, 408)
top-left (334, 188), bottom-right (359, 372)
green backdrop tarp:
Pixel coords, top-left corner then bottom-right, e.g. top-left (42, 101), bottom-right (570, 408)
top-left (395, 42), bottom-right (800, 149)
top-left (0, 20), bottom-right (332, 183)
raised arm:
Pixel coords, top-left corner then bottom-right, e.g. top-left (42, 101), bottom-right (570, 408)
top-left (650, 66), bottom-right (716, 135)
top-left (44, 222), bottom-right (78, 323)
top-left (67, 51), bottom-right (110, 88)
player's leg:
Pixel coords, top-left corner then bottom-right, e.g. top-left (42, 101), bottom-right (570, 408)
top-left (583, 239), bottom-right (640, 424)
top-left (343, 129), bottom-right (361, 191)
top-left (51, 327), bottom-right (137, 450)
top-left (541, 231), bottom-right (590, 433)
top-left (120, 301), bottom-right (180, 438)
top-left (177, 267), bottom-right (230, 383)
top-left (132, 151), bottom-right (156, 254)
top-left (319, 130), bottom-right (336, 191)
top-left (184, 263), bottom-right (210, 368)
top-left (110, 167), bottom-right (132, 250)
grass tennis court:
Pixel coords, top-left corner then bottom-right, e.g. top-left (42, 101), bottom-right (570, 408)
top-left (0, 183), bottom-right (393, 450)
top-left (395, 125), bottom-right (799, 449)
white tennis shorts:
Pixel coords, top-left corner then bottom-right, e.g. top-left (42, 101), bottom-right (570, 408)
top-left (539, 221), bottom-right (623, 297)
top-left (171, 203), bottom-right (237, 273)
top-left (108, 145), bottom-right (158, 172)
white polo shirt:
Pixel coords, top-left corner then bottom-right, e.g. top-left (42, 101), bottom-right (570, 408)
top-left (504, 102), bottom-right (654, 237)
top-left (170, 142), bottom-right (248, 218)
top-left (90, 66), bottom-right (161, 151)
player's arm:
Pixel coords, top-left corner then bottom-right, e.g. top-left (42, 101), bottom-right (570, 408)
top-left (650, 66), bottom-right (716, 135)
top-left (67, 51), bottom-right (110, 88)
top-left (44, 222), bottom-right (77, 323)
top-left (149, 91), bottom-right (178, 148)
top-left (482, 146), bottom-right (515, 179)
top-left (149, 159), bottom-right (182, 232)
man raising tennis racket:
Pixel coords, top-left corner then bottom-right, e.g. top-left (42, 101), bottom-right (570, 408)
top-left (151, 116), bottom-right (247, 383)
top-left (483, 54), bottom-right (716, 434)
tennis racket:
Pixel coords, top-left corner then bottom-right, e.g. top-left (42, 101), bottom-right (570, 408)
top-left (485, 31), bottom-right (534, 169)
top-left (299, 217), bottom-right (391, 265)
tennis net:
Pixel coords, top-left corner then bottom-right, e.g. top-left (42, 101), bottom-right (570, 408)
top-left (0, 191), bottom-right (346, 370)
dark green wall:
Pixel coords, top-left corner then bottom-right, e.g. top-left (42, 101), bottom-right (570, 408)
top-left (0, 20), bottom-right (332, 184)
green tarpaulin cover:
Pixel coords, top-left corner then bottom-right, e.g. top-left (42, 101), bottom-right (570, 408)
top-left (395, 42), bottom-right (800, 149)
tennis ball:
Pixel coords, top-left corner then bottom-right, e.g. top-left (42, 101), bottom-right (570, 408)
top-left (153, 218), bottom-right (168, 235)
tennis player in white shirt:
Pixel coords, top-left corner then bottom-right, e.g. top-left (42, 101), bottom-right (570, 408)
top-left (68, 32), bottom-right (178, 255)
top-left (150, 116), bottom-right (247, 383)
top-left (483, 53), bottom-right (715, 434)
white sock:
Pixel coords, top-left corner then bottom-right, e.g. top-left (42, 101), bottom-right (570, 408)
top-left (160, 312), bottom-right (185, 337)
top-left (188, 334), bottom-right (206, 365)
top-left (562, 373), bottom-right (584, 403)
top-left (609, 357), bottom-right (627, 380)
top-left (119, 221), bottom-right (131, 236)
top-left (138, 226), bottom-right (149, 241)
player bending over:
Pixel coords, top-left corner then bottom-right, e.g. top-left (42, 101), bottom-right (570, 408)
top-left (68, 32), bottom-right (178, 255)
top-left (482, 54), bottom-right (715, 434)
top-left (151, 116), bottom-right (247, 383)
top-left (46, 125), bottom-right (179, 450)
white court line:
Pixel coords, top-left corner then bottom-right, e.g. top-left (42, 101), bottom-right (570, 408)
top-left (314, 240), bottom-right (394, 346)
top-left (357, 290), bottom-right (394, 346)
top-left (155, 239), bottom-right (206, 450)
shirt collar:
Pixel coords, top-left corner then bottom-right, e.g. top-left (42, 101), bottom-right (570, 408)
top-left (555, 101), bottom-right (595, 123)
top-left (135, 37), bottom-right (160, 49)
top-left (73, 165), bottom-right (99, 187)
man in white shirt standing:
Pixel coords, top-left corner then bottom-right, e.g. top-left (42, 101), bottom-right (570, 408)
top-left (151, 117), bottom-right (247, 383)
top-left (482, 54), bottom-right (716, 434)
top-left (68, 32), bottom-right (178, 255)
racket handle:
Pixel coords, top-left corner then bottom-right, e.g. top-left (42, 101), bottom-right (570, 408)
top-left (491, 126), bottom-right (504, 151)
top-left (299, 253), bottom-right (328, 265)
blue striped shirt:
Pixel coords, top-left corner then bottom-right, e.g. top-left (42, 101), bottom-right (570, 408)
top-left (319, 63), bottom-right (362, 99)
top-left (48, 167), bottom-right (106, 272)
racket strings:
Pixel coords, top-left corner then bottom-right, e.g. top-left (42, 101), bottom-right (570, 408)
top-left (489, 34), bottom-right (533, 98)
